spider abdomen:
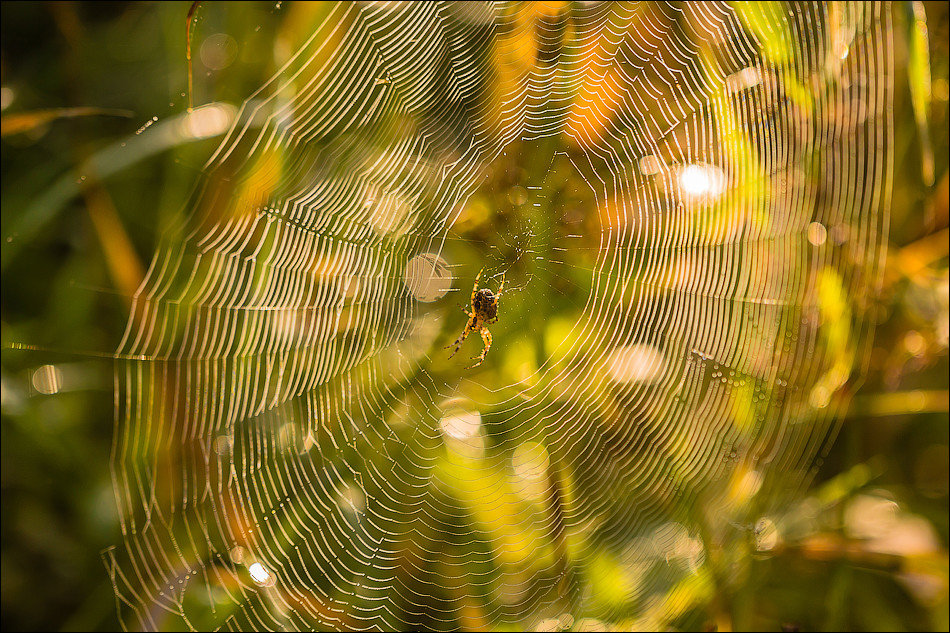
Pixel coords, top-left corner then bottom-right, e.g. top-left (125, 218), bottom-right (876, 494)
top-left (474, 289), bottom-right (497, 320)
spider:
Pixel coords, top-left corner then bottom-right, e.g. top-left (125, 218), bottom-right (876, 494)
top-left (445, 268), bottom-right (505, 368)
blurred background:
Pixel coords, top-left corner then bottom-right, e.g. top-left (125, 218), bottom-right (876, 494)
top-left (1, 2), bottom-right (947, 631)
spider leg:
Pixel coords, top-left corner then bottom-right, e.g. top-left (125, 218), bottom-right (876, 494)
top-left (468, 327), bottom-right (492, 368)
top-left (445, 317), bottom-right (475, 358)
top-left (445, 329), bottom-right (470, 358)
top-left (496, 273), bottom-right (506, 296)
top-left (472, 267), bottom-right (483, 303)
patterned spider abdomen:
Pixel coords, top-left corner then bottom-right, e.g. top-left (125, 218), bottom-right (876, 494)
top-left (473, 289), bottom-right (496, 321)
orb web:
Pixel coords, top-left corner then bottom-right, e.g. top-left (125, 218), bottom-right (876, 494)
top-left (103, 2), bottom-right (892, 630)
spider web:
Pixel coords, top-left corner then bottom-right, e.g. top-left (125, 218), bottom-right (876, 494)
top-left (103, 2), bottom-right (892, 630)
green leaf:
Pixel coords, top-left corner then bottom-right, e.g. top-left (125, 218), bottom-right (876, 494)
top-left (908, 1), bottom-right (934, 186)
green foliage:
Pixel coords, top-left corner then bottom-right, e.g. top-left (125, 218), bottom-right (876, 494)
top-left (1, 2), bottom-right (947, 631)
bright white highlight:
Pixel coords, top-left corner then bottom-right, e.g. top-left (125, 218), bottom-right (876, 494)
top-left (247, 562), bottom-right (274, 586)
top-left (677, 163), bottom-right (726, 200)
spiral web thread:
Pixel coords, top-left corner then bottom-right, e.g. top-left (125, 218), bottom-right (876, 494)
top-left (103, 2), bottom-right (892, 630)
